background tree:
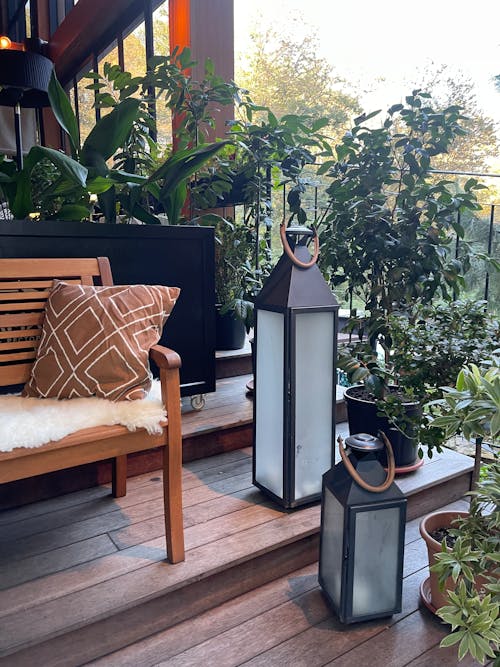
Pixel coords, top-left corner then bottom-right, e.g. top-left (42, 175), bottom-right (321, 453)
top-left (416, 64), bottom-right (499, 175)
top-left (235, 25), bottom-right (360, 145)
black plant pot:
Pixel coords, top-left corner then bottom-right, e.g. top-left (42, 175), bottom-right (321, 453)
top-left (344, 385), bottom-right (420, 469)
top-left (215, 307), bottom-right (246, 351)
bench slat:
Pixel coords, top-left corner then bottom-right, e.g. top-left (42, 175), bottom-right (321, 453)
top-left (0, 313), bottom-right (44, 327)
top-left (0, 279), bottom-right (82, 290)
top-left (0, 351), bottom-right (37, 363)
top-left (0, 302), bottom-right (46, 313)
top-left (0, 340), bottom-right (39, 352)
top-left (0, 362), bottom-right (31, 385)
top-left (0, 328), bottom-right (41, 341)
top-left (0, 258), bottom-right (102, 279)
top-left (0, 291), bottom-right (51, 302)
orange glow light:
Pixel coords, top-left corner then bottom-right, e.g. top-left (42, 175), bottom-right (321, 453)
top-left (0, 36), bottom-right (25, 50)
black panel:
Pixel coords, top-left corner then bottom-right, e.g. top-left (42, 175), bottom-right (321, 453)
top-left (0, 220), bottom-right (216, 396)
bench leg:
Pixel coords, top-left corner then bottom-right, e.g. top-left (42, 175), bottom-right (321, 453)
top-left (163, 438), bottom-right (184, 564)
top-left (112, 455), bottom-right (127, 497)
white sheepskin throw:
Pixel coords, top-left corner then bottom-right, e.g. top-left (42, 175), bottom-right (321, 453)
top-left (0, 380), bottom-right (166, 452)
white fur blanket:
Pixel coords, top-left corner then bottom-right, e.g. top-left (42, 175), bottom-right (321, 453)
top-left (0, 380), bottom-right (165, 452)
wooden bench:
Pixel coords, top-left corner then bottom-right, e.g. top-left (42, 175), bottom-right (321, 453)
top-left (0, 257), bottom-right (185, 563)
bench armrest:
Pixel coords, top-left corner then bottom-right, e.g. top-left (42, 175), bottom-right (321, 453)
top-left (150, 344), bottom-right (182, 371)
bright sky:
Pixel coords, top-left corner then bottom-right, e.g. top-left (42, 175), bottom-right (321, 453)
top-left (234, 0), bottom-right (500, 123)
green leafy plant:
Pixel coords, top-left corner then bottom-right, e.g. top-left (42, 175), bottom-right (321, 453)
top-left (0, 53), bottom-right (232, 224)
top-left (390, 300), bottom-right (499, 401)
top-left (430, 455), bottom-right (500, 664)
top-left (314, 91), bottom-right (497, 458)
top-left (320, 91), bottom-right (485, 400)
top-left (213, 217), bottom-right (271, 331)
top-left (429, 361), bottom-right (500, 475)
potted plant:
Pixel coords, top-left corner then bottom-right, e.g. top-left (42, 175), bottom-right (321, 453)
top-left (190, 94), bottom-right (332, 350)
top-left (0, 55), bottom-right (232, 225)
top-left (419, 361), bottom-right (499, 664)
top-left (420, 458), bottom-right (499, 664)
top-left (386, 300), bottom-right (499, 461)
top-left (317, 91), bottom-right (485, 467)
top-left (212, 217), bottom-right (270, 350)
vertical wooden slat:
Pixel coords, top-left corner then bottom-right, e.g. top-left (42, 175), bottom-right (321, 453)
top-left (97, 257), bottom-right (113, 286)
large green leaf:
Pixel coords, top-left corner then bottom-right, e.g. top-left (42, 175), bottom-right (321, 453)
top-left (10, 170), bottom-right (33, 219)
top-left (48, 71), bottom-right (80, 158)
top-left (97, 186), bottom-right (118, 224)
top-left (162, 182), bottom-right (187, 225)
top-left (26, 146), bottom-right (88, 188)
top-left (82, 98), bottom-right (141, 164)
top-left (9, 146), bottom-right (87, 219)
top-left (148, 140), bottom-right (231, 199)
top-left (54, 204), bottom-right (91, 221)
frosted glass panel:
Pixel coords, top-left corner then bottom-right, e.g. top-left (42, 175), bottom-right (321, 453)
top-left (255, 310), bottom-right (284, 496)
top-left (319, 489), bottom-right (344, 609)
top-left (294, 311), bottom-right (335, 499)
top-left (352, 507), bottom-right (401, 617)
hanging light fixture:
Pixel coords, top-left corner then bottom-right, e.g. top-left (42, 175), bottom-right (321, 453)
top-left (0, 38), bottom-right (53, 169)
top-left (318, 432), bottom-right (407, 623)
top-left (253, 223), bottom-right (339, 508)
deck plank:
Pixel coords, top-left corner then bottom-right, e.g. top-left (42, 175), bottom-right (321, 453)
top-left (0, 535), bottom-right (117, 589)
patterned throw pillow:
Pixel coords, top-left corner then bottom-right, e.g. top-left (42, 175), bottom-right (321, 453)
top-left (23, 281), bottom-right (180, 401)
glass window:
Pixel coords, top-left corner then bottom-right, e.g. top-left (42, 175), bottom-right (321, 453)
top-left (123, 17), bottom-right (146, 76)
top-left (75, 66), bottom-right (96, 144)
top-left (153, 2), bottom-right (169, 56)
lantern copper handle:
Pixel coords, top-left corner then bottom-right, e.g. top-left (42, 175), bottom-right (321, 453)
top-left (279, 223), bottom-right (319, 269)
top-left (338, 432), bottom-right (396, 493)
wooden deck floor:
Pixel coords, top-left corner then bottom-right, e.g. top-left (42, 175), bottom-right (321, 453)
top-left (89, 501), bottom-right (482, 667)
top-left (0, 437), bottom-right (476, 666)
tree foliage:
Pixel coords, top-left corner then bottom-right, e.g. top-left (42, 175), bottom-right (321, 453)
top-left (415, 65), bottom-right (500, 174)
top-left (235, 25), bottom-right (360, 145)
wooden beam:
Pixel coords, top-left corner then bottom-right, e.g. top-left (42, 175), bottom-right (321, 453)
top-left (190, 0), bottom-right (234, 140)
top-left (169, 0), bottom-right (190, 53)
top-left (47, 0), bottom-right (140, 85)
top-left (34, 0), bottom-right (51, 40)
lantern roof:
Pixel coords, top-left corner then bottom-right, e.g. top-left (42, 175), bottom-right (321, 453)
top-left (256, 245), bottom-right (339, 310)
top-left (323, 456), bottom-right (406, 507)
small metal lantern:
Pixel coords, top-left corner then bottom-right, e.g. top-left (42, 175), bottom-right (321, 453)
top-left (253, 223), bottom-right (339, 508)
top-left (318, 432), bottom-right (407, 623)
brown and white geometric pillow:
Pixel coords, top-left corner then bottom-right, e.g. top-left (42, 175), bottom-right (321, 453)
top-left (23, 281), bottom-right (180, 401)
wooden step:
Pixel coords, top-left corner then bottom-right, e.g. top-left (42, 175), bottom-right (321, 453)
top-left (84, 499), bottom-right (474, 667)
top-left (0, 444), bottom-right (473, 665)
top-left (216, 337), bottom-right (253, 379)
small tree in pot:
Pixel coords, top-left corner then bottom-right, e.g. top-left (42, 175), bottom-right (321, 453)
top-left (419, 361), bottom-right (500, 664)
top-left (317, 91), bottom-right (485, 465)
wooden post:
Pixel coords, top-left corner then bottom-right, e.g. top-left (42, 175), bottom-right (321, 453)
top-left (169, 0), bottom-right (234, 143)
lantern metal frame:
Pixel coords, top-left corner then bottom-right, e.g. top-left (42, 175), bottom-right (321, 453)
top-left (252, 226), bottom-right (339, 509)
top-left (318, 434), bottom-right (407, 624)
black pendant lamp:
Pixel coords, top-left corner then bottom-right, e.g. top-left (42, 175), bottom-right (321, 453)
top-left (0, 38), bottom-right (53, 169)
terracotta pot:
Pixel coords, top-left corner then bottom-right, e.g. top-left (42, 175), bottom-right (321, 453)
top-left (419, 510), bottom-right (469, 610)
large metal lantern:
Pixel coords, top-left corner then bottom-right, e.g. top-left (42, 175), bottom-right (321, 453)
top-left (253, 223), bottom-right (339, 508)
top-left (319, 432), bottom-right (407, 624)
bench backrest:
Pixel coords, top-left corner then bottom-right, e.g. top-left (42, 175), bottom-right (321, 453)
top-left (0, 257), bottom-right (113, 387)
